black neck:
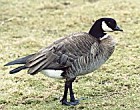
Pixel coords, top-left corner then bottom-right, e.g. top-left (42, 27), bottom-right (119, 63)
top-left (88, 21), bottom-right (106, 38)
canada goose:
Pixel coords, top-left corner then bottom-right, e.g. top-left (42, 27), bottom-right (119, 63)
top-left (5, 18), bottom-right (123, 106)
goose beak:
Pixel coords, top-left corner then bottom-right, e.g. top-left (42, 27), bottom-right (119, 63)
top-left (114, 25), bottom-right (123, 31)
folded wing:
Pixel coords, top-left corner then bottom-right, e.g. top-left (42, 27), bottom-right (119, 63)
top-left (26, 32), bottom-right (98, 75)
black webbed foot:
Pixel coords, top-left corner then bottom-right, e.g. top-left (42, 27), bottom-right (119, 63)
top-left (61, 99), bottom-right (71, 106)
top-left (70, 99), bottom-right (79, 105)
top-left (60, 99), bottom-right (79, 106)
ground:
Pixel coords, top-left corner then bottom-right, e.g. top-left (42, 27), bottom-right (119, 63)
top-left (0, 0), bottom-right (140, 110)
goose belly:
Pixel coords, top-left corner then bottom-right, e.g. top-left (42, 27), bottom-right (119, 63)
top-left (41, 69), bottom-right (64, 79)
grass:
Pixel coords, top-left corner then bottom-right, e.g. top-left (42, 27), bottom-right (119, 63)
top-left (0, 0), bottom-right (140, 109)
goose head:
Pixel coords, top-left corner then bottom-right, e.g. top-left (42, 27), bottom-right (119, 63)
top-left (89, 18), bottom-right (123, 38)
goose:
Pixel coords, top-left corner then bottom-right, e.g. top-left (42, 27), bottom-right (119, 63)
top-left (5, 18), bottom-right (123, 106)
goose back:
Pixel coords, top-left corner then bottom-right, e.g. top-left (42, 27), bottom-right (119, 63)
top-left (26, 32), bottom-right (98, 75)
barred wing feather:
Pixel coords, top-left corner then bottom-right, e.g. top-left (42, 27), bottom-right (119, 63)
top-left (25, 32), bottom-right (98, 75)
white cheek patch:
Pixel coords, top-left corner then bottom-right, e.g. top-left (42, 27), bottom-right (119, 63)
top-left (102, 21), bottom-right (113, 32)
top-left (41, 69), bottom-right (63, 79)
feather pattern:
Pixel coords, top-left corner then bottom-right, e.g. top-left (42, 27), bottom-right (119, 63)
top-left (24, 32), bottom-right (116, 78)
top-left (65, 35), bottom-right (116, 78)
top-left (26, 32), bottom-right (96, 74)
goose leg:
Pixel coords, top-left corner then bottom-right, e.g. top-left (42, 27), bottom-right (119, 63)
top-left (69, 79), bottom-right (79, 105)
top-left (61, 78), bottom-right (79, 106)
top-left (60, 81), bottom-right (70, 105)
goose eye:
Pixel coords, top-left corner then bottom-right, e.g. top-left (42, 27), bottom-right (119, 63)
top-left (108, 22), bottom-right (111, 24)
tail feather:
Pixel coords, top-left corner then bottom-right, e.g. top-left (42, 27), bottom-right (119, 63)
top-left (4, 54), bottom-right (34, 66)
top-left (10, 66), bottom-right (27, 74)
top-left (5, 54), bottom-right (34, 74)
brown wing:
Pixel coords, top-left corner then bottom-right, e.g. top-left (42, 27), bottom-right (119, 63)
top-left (25, 32), bottom-right (98, 75)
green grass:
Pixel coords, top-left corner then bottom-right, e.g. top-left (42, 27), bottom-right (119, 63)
top-left (0, 0), bottom-right (140, 109)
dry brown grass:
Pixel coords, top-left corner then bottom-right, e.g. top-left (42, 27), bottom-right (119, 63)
top-left (0, 0), bottom-right (140, 109)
